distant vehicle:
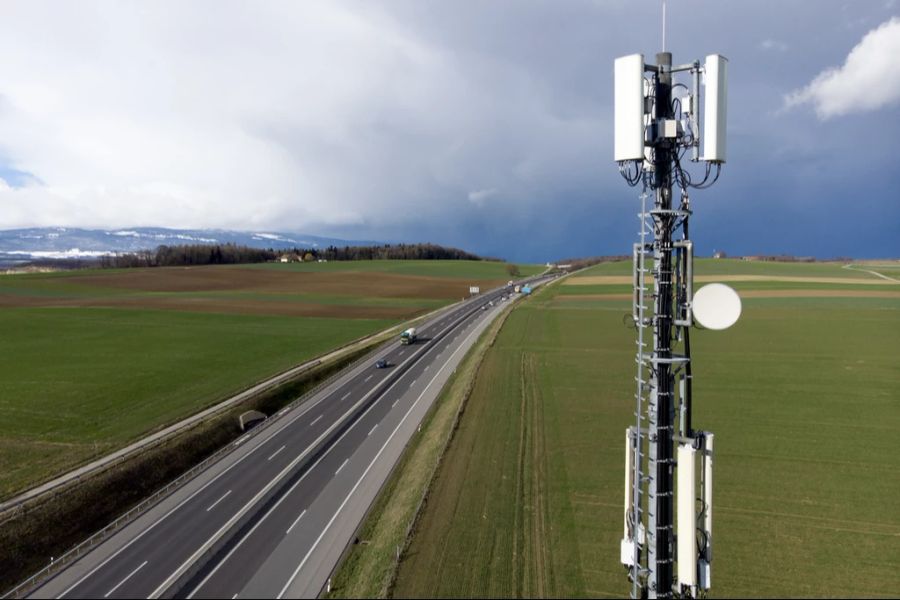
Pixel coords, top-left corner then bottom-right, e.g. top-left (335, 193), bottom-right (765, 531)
top-left (514, 285), bottom-right (521, 293)
top-left (375, 359), bottom-right (389, 369)
top-left (400, 327), bottom-right (417, 345)
top-left (481, 305), bottom-right (487, 311)
top-left (522, 285), bottom-right (532, 295)
top-left (507, 280), bottom-right (514, 287)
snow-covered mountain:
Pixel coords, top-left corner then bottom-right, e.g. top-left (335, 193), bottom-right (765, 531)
top-left (0, 227), bottom-right (380, 265)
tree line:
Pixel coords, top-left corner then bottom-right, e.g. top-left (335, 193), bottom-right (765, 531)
top-left (314, 243), bottom-right (495, 262)
top-left (97, 242), bottom-right (498, 268)
top-left (551, 255), bottom-right (630, 272)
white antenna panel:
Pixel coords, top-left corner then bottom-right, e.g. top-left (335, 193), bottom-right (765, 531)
top-left (614, 54), bottom-right (645, 162)
top-left (702, 54), bottom-right (728, 163)
top-left (677, 443), bottom-right (697, 588)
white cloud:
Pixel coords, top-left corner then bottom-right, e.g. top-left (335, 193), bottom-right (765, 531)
top-left (785, 16), bottom-right (900, 119)
top-left (760, 39), bottom-right (788, 52)
top-left (467, 188), bottom-right (498, 206)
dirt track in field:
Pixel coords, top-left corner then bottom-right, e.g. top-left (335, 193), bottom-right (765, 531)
top-left (0, 266), bottom-right (501, 319)
top-left (557, 290), bottom-right (900, 301)
top-left (565, 275), bottom-right (899, 286)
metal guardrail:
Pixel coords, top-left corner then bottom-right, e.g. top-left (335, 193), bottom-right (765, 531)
top-left (0, 360), bottom-right (324, 527)
top-left (0, 307), bottom-right (455, 522)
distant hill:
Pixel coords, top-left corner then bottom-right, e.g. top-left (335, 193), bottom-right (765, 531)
top-left (0, 227), bottom-right (380, 267)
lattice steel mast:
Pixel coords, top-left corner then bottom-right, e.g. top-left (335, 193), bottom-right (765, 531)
top-left (614, 48), bottom-right (730, 599)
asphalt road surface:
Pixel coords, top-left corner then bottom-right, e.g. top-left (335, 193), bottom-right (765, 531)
top-left (29, 276), bottom-right (550, 599)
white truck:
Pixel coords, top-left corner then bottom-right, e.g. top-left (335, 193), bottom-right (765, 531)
top-left (400, 327), bottom-right (417, 345)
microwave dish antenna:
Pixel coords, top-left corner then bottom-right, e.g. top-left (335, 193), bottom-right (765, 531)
top-left (692, 283), bottom-right (741, 330)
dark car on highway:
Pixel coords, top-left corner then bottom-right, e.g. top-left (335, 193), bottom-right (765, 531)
top-left (375, 359), bottom-right (389, 369)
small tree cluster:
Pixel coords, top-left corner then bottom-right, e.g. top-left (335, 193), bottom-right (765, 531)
top-left (99, 244), bottom-right (276, 268)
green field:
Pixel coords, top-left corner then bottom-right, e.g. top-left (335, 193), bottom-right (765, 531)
top-left (0, 308), bottom-right (392, 499)
top-left (392, 263), bottom-right (900, 597)
top-left (569, 258), bottom-right (893, 280)
top-left (0, 259), bottom-right (540, 500)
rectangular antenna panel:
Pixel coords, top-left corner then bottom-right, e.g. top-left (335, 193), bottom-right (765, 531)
top-left (621, 428), bottom-right (636, 566)
top-left (677, 443), bottom-right (698, 587)
top-left (623, 428), bottom-right (634, 539)
top-left (614, 54), bottom-right (645, 161)
top-left (703, 54), bottom-right (728, 163)
top-left (703, 433), bottom-right (714, 565)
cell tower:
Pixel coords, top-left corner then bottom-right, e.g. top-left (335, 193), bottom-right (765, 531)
top-left (614, 48), bottom-right (739, 599)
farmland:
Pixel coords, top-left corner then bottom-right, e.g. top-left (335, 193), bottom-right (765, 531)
top-left (392, 260), bottom-right (900, 597)
top-left (0, 260), bottom-right (540, 500)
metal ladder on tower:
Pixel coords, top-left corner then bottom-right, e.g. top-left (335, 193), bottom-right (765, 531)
top-left (624, 182), bottom-right (654, 598)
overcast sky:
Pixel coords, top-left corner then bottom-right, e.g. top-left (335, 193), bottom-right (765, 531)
top-left (0, 1), bottom-right (898, 262)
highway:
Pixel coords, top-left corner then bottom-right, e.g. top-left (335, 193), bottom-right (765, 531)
top-left (28, 276), bottom-right (549, 599)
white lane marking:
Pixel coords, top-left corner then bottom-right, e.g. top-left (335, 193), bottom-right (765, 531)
top-left (286, 509), bottom-right (307, 535)
top-left (276, 319), bottom-right (486, 598)
top-left (341, 392), bottom-right (351, 401)
top-left (309, 414), bottom-right (323, 427)
top-left (410, 380), bottom-right (416, 387)
top-left (368, 424), bottom-right (378, 437)
top-left (424, 365), bottom-right (429, 371)
top-left (364, 374), bottom-right (373, 383)
top-left (267, 445), bottom-right (286, 461)
top-left (398, 350), bottom-right (405, 356)
top-left (206, 490), bottom-right (232, 512)
top-left (232, 595), bottom-right (238, 599)
top-left (335, 458), bottom-right (349, 475)
top-left (392, 399), bottom-right (399, 408)
top-left (104, 560), bottom-right (147, 598)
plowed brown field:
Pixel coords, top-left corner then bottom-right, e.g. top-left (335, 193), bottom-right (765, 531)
top-left (75, 266), bottom-right (495, 298)
top-left (1, 265), bottom-right (505, 319)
